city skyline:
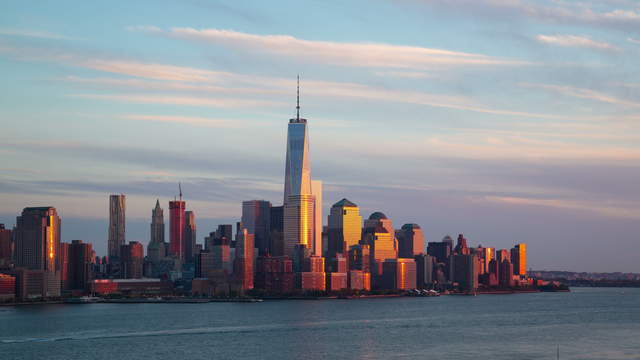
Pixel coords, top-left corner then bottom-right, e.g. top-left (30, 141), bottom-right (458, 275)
top-left (2, 1), bottom-right (640, 273)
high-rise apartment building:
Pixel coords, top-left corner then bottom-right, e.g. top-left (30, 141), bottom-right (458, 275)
top-left (242, 200), bottom-right (272, 255)
top-left (14, 207), bottom-right (60, 272)
top-left (108, 195), bottom-right (126, 260)
top-left (327, 198), bottom-right (362, 259)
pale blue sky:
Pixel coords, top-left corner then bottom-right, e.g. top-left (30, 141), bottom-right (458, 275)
top-left (1, 0), bottom-right (639, 271)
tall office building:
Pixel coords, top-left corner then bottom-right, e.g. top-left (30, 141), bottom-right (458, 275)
top-left (364, 212), bottom-right (395, 239)
top-left (108, 195), bottom-right (126, 260)
top-left (283, 78), bottom-right (317, 258)
top-left (148, 200), bottom-right (166, 262)
top-left (327, 198), bottom-right (362, 259)
top-left (14, 207), bottom-right (61, 272)
top-left (453, 234), bottom-right (470, 255)
top-left (66, 240), bottom-right (94, 291)
top-left (242, 200), bottom-right (272, 256)
top-left (451, 254), bottom-right (478, 292)
top-left (510, 243), bottom-right (527, 276)
top-left (0, 224), bottom-right (12, 266)
top-left (120, 241), bottom-right (144, 279)
top-left (269, 206), bottom-right (284, 256)
top-left (397, 223), bottom-right (425, 258)
top-left (363, 225), bottom-right (397, 286)
top-left (415, 254), bottom-right (435, 288)
top-left (234, 229), bottom-right (254, 290)
top-left (169, 188), bottom-right (186, 262)
top-left (184, 211), bottom-right (197, 263)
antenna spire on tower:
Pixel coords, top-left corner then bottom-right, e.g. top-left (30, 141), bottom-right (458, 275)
top-left (296, 74), bottom-right (300, 121)
top-left (179, 182), bottom-right (183, 201)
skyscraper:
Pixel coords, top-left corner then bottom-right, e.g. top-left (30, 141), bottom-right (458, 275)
top-left (234, 229), bottom-right (254, 290)
top-left (283, 78), bottom-right (317, 258)
top-left (108, 195), bottom-right (126, 260)
top-left (0, 224), bottom-right (12, 266)
top-left (184, 211), bottom-right (197, 263)
top-left (148, 199), bottom-right (166, 262)
top-left (120, 241), bottom-right (144, 279)
top-left (327, 198), bottom-right (362, 259)
top-left (242, 200), bottom-right (272, 255)
top-left (169, 187), bottom-right (186, 262)
top-left (511, 243), bottom-right (527, 276)
top-left (397, 223), bottom-right (425, 258)
top-left (14, 207), bottom-right (61, 272)
top-left (66, 240), bottom-right (94, 291)
top-left (451, 254), bottom-right (478, 292)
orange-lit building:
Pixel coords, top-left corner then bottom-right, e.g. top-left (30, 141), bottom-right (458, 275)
top-left (327, 198), bottom-right (362, 259)
top-left (14, 207), bottom-right (60, 273)
top-left (381, 258), bottom-right (417, 290)
top-left (397, 224), bottom-right (425, 258)
top-left (511, 243), bottom-right (527, 276)
top-left (0, 273), bottom-right (16, 301)
top-left (326, 272), bottom-right (348, 291)
top-left (348, 270), bottom-right (371, 291)
top-left (300, 272), bottom-right (325, 291)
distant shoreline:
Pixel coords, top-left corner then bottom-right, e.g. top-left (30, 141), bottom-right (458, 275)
top-left (0, 289), bottom-right (578, 307)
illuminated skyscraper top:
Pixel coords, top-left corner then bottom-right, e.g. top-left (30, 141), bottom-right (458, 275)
top-left (284, 75), bottom-right (312, 203)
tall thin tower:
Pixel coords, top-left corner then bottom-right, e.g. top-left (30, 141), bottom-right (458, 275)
top-left (284, 76), bottom-right (318, 257)
top-left (108, 194), bottom-right (126, 259)
top-left (169, 184), bottom-right (186, 262)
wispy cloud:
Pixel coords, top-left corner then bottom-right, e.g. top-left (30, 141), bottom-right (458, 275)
top-left (485, 196), bottom-right (640, 219)
top-left (373, 70), bottom-right (434, 79)
top-left (130, 26), bottom-right (530, 69)
top-left (413, 0), bottom-right (640, 32)
top-left (0, 28), bottom-right (71, 40)
top-left (121, 114), bottom-right (245, 128)
top-left (70, 94), bottom-right (284, 108)
top-left (535, 34), bottom-right (619, 51)
top-left (521, 83), bottom-right (640, 108)
top-left (628, 37), bottom-right (640, 44)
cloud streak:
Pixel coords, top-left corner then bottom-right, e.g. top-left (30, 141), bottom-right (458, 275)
top-left (521, 83), bottom-right (640, 108)
top-left (535, 34), bottom-right (619, 51)
top-left (121, 114), bottom-right (245, 128)
top-left (131, 26), bottom-right (530, 69)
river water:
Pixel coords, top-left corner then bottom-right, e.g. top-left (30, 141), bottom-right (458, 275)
top-left (1, 287), bottom-right (639, 359)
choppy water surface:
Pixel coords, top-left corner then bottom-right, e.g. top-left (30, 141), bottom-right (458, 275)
top-left (1, 288), bottom-right (639, 359)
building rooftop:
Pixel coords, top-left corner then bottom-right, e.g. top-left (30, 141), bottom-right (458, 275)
top-left (369, 212), bottom-right (388, 220)
top-left (333, 198), bottom-right (358, 208)
top-left (401, 223), bottom-right (421, 230)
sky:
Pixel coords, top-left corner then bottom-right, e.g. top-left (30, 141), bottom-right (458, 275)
top-left (1, 0), bottom-right (639, 272)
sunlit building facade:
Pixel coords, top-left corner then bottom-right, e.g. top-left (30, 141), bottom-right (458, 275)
top-left (14, 207), bottom-right (60, 272)
top-left (511, 243), bottom-right (527, 276)
top-left (397, 223), bottom-right (425, 258)
top-left (327, 198), bottom-right (362, 259)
